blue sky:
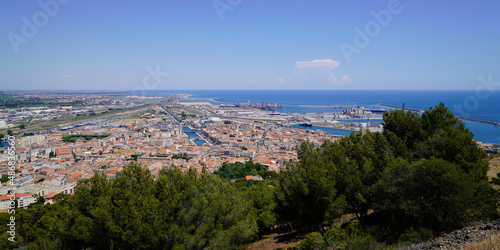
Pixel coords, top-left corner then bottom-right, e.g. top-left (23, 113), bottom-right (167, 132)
top-left (1, 0), bottom-right (499, 90)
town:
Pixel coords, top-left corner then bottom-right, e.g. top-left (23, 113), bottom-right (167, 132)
top-left (0, 92), bottom-right (341, 209)
top-left (1, 92), bottom-right (499, 211)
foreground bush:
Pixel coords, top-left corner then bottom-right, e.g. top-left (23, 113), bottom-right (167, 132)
top-left (296, 220), bottom-right (384, 250)
top-left (0, 164), bottom-right (259, 249)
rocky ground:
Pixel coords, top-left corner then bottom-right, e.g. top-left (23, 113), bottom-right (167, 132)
top-left (398, 220), bottom-right (500, 250)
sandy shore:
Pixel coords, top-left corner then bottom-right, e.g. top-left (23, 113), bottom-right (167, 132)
top-left (179, 102), bottom-right (213, 106)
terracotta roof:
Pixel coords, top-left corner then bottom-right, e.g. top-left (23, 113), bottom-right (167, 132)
top-left (55, 148), bottom-right (72, 155)
top-left (45, 192), bottom-right (58, 199)
top-left (0, 193), bottom-right (34, 201)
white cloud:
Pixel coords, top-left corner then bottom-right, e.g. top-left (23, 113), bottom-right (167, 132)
top-left (295, 59), bottom-right (340, 69)
top-left (277, 78), bottom-right (287, 85)
top-left (341, 75), bottom-right (351, 83)
top-left (294, 59), bottom-right (344, 85)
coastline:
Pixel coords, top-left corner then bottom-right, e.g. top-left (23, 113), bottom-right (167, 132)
top-left (171, 90), bottom-right (500, 144)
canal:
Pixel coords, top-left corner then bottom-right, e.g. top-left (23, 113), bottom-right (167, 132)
top-left (184, 126), bottom-right (206, 146)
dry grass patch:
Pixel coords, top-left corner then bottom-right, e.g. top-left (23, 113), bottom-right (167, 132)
top-left (247, 232), bottom-right (301, 250)
top-left (488, 157), bottom-right (500, 181)
top-left (460, 232), bottom-right (500, 250)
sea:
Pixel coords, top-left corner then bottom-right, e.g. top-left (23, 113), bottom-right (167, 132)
top-left (1, 90), bottom-right (496, 147)
top-left (161, 90), bottom-right (500, 144)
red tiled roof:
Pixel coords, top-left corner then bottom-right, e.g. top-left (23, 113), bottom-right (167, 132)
top-left (45, 192), bottom-right (58, 199)
top-left (0, 193), bottom-right (33, 201)
top-left (55, 148), bottom-right (72, 155)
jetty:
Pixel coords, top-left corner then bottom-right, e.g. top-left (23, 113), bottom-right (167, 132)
top-left (378, 103), bottom-right (500, 126)
top-left (283, 105), bottom-right (357, 108)
top-left (377, 103), bottom-right (424, 113)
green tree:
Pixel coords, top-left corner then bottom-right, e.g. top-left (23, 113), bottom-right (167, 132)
top-left (214, 161), bottom-right (268, 180)
top-left (0, 175), bottom-right (8, 183)
top-left (245, 182), bottom-right (276, 234)
top-left (155, 167), bottom-right (258, 248)
top-left (294, 220), bottom-right (383, 250)
top-left (493, 172), bottom-right (500, 186)
top-left (320, 131), bottom-right (395, 221)
top-left (275, 141), bottom-right (344, 229)
top-left (263, 170), bottom-right (278, 179)
top-left (383, 103), bottom-right (488, 180)
top-left (323, 220), bottom-right (382, 250)
top-left (34, 195), bottom-right (45, 205)
top-left (382, 108), bottom-right (423, 151)
top-left (296, 232), bottom-right (324, 250)
top-left (248, 168), bottom-right (258, 176)
top-left (374, 157), bottom-right (497, 231)
top-left (413, 103), bottom-right (488, 178)
top-left (52, 163), bottom-right (259, 249)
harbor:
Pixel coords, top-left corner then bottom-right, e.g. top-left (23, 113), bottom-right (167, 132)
top-left (153, 94), bottom-right (500, 144)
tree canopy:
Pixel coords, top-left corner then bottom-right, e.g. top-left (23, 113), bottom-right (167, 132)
top-left (213, 161), bottom-right (267, 180)
top-left (274, 102), bottom-right (497, 240)
top-left (1, 103), bottom-right (498, 249)
top-left (1, 163), bottom-right (260, 249)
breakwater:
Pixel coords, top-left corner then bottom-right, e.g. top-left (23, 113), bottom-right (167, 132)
top-left (283, 104), bottom-right (357, 108)
top-left (378, 103), bottom-right (500, 126)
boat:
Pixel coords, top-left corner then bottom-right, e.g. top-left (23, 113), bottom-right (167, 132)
top-left (366, 108), bottom-right (386, 114)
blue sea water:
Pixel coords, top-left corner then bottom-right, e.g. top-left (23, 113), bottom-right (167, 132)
top-left (157, 90), bottom-right (500, 144)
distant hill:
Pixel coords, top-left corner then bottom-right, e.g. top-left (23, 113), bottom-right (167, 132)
top-left (0, 92), bottom-right (12, 100)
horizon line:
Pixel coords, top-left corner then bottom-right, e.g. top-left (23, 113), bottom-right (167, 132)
top-left (0, 89), bottom-right (486, 92)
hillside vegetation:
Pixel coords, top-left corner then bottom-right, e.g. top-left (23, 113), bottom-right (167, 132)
top-left (1, 103), bottom-right (498, 249)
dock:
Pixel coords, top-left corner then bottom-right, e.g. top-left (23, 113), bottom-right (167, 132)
top-left (378, 103), bottom-right (500, 126)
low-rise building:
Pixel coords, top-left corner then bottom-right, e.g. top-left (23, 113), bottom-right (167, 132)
top-left (0, 193), bottom-right (37, 210)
